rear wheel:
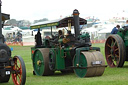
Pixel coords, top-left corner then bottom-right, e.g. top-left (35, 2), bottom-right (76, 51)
top-left (105, 34), bottom-right (126, 67)
top-left (12, 56), bottom-right (26, 85)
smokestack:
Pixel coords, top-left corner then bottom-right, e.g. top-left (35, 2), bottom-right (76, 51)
top-left (73, 9), bottom-right (80, 39)
top-left (0, 0), bottom-right (2, 43)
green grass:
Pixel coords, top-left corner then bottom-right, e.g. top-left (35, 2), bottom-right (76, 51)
top-left (2, 43), bottom-right (128, 85)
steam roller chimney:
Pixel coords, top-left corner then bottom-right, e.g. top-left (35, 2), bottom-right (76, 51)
top-left (73, 9), bottom-right (80, 39)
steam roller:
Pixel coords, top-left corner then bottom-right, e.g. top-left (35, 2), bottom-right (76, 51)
top-left (0, 1), bottom-right (26, 84)
top-left (31, 9), bottom-right (106, 78)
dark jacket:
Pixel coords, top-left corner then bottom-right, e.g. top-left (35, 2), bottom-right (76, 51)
top-left (111, 27), bottom-right (118, 34)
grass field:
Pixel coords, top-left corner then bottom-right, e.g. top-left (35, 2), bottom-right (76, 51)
top-left (2, 43), bottom-right (128, 85)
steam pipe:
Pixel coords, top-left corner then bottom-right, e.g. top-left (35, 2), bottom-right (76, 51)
top-left (73, 9), bottom-right (80, 39)
top-left (0, 0), bottom-right (2, 42)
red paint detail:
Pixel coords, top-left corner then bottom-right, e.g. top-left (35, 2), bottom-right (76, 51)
top-left (32, 50), bottom-right (34, 54)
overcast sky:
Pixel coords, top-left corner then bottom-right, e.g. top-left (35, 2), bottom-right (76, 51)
top-left (2, 0), bottom-right (128, 21)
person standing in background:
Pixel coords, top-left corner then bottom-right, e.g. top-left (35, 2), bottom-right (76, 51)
top-left (111, 25), bottom-right (120, 34)
top-left (124, 20), bottom-right (128, 26)
top-left (122, 20), bottom-right (128, 29)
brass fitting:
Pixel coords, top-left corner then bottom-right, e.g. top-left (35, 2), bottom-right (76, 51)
top-left (37, 60), bottom-right (42, 66)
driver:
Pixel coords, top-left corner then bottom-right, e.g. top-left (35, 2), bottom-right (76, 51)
top-left (58, 30), bottom-right (64, 39)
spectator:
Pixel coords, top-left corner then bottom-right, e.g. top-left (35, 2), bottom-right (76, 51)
top-left (122, 20), bottom-right (128, 30)
top-left (111, 25), bottom-right (120, 34)
top-left (124, 20), bottom-right (128, 26)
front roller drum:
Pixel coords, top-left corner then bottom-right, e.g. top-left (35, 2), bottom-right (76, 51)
top-left (32, 48), bottom-right (54, 76)
top-left (12, 56), bottom-right (26, 85)
top-left (73, 51), bottom-right (105, 77)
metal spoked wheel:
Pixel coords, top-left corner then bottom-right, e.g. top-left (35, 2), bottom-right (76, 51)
top-left (12, 56), bottom-right (26, 85)
top-left (105, 34), bottom-right (126, 67)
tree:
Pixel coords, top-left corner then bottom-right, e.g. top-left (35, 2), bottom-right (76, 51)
top-left (5, 19), bottom-right (17, 26)
top-left (34, 18), bottom-right (48, 24)
top-left (17, 20), bottom-right (31, 27)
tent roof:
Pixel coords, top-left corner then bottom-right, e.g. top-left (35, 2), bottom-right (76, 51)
top-left (19, 27), bottom-right (30, 30)
top-left (81, 27), bottom-right (98, 33)
top-left (98, 28), bottom-right (112, 33)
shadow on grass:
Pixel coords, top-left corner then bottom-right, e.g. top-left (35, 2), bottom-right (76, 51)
top-left (32, 71), bottom-right (75, 77)
top-left (50, 71), bottom-right (74, 77)
top-left (122, 65), bottom-right (128, 68)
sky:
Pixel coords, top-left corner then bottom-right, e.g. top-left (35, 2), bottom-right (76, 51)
top-left (2, 0), bottom-right (128, 22)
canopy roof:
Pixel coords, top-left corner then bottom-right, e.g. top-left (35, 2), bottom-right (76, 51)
top-left (2, 13), bottom-right (10, 21)
top-left (30, 17), bottom-right (87, 29)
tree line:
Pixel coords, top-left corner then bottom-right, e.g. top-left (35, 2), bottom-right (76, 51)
top-left (4, 18), bottom-right (49, 27)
